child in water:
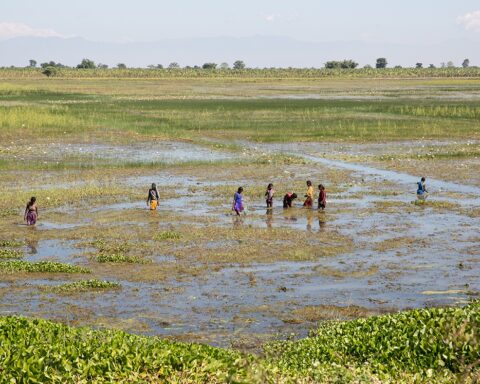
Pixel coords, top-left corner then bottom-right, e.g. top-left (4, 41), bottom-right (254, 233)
top-left (232, 187), bottom-right (244, 215)
top-left (24, 197), bottom-right (38, 226)
top-left (265, 183), bottom-right (275, 208)
top-left (318, 184), bottom-right (326, 210)
top-left (303, 180), bottom-right (314, 208)
top-left (417, 177), bottom-right (428, 200)
top-left (283, 192), bottom-right (298, 208)
top-left (147, 183), bottom-right (160, 210)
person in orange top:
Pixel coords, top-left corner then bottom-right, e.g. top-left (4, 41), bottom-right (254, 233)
top-left (303, 180), bottom-right (314, 208)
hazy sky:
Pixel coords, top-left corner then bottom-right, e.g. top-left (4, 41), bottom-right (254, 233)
top-left (1, 0), bottom-right (480, 43)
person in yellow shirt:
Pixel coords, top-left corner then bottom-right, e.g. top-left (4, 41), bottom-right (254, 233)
top-left (303, 180), bottom-right (314, 208)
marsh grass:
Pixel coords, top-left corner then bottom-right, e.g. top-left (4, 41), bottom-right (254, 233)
top-left (1, 85), bottom-right (480, 142)
top-left (153, 231), bottom-right (181, 241)
top-left (413, 200), bottom-right (461, 210)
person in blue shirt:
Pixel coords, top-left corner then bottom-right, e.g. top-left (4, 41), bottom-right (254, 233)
top-left (417, 177), bottom-right (428, 200)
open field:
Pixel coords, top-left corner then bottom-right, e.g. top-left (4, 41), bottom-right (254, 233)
top-left (0, 72), bottom-right (479, 382)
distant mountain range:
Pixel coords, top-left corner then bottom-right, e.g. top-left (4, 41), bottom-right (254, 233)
top-left (1, 36), bottom-right (478, 68)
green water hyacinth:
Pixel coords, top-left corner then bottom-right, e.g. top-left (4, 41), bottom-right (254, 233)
top-left (265, 301), bottom-right (480, 376)
top-left (0, 261), bottom-right (90, 273)
top-left (95, 253), bottom-right (145, 264)
top-left (48, 279), bottom-right (121, 293)
top-left (0, 249), bottom-right (23, 259)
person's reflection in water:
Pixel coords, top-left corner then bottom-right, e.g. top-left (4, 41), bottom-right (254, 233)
top-left (283, 209), bottom-right (298, 226)
top-left (318, 212), bottom-right (327, 233)
top-left (266, 209), bottom-right (274, 229)
top-left (306, 209), bottom-right (314, 231)
top-left (26, 237), bottom-right (39, 254)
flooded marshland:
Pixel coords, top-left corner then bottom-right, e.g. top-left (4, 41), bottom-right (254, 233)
top-left (0, 76), bottom-right (479, 352)
top-left (1, 138), bottom-right (478, 350)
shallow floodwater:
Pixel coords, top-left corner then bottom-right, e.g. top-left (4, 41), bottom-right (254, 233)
top-left (1, 139), bottom-right (478, 347)
top-left (3, 141), bottom-right (233, 164)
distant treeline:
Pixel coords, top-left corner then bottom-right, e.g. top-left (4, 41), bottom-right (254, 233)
top-left (1, 67), bottom-right (480, 79)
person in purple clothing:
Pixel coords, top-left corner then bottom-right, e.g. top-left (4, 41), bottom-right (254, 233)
top-left (232, 187), bottom-right (244, 215)
top-left (24, 197), bottom-right (38, 226)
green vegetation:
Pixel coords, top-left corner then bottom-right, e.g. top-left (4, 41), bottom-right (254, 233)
top-left (47, 279), bottom-right (121, 293)
top-left (0, 302), bottom-right (478, 382)
top-left (95, 254), bottom-right (146, 264)
top-left (0, 249), bottom-right (23, 259)
top-left (0, 261), bottom-right (90, 274)
top-left (2, 67), bottom-right (480, 79)
top-left (1, 93), bottom-right (479, 143)
top-left (0, 240), bottom-right (23, 247)
top-left (153, 231), bottom-right (181, 241)
top-left (265, 302), bottom-right (480, 380)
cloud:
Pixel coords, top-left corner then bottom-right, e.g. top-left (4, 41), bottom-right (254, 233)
top-left (0, 22), bottom-right (64, 40)
top-left (457, 10), bottom-right (480, 32)
top-left (265, 14), bottom-right (277, 23)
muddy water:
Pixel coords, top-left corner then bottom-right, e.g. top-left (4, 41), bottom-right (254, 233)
top-left (1, 139), bottom-right (479, 347)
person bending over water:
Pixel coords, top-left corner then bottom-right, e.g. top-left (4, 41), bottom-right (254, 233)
top-left (147, 183), bottom-right (160, 210)
top-left (417, 177), bottom-right (428, 200)
top-left (318, 184), bottom-right (327, 210)
top-left (232, 187), bottom-right (244, 215)
top-left (283, 192), bottom-right (297, 208)
top-left (24, 197), bottom-right (38, 226)
top-left (303, 180), bottom-right (314, 208)
top-left (265, 183), bottom-right (275, 208)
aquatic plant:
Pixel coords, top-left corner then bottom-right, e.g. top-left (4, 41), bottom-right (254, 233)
top-left (0, 249), bottom-right (23, 259)
top-left (0, 302), bottom-right (479, 382)
top-left (95, 253), bottom-right (145, 264)
top-left (48, 279), bottom-right (121, 293)
top-left (265, 301), bottom-right (480, 378)
top-left (0, 240), bottom-right (23, 247)
top-left (0, 261), bottom-right (90, 273)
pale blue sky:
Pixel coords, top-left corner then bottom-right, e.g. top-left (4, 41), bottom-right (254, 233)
top-left (1, 0), bottom-right (479, 43)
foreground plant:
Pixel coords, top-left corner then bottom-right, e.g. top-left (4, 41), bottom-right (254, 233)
top-left (265, 301), bottom-right (480, 380)
top-left (0, 302), bottom-right (478, 383)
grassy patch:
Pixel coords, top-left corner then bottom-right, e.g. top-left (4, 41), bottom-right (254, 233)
top-left (413, 199), bottom-right (461, 209)
top-left (0, 261), bottom-right (90, 274)
top-left (0, 249), bottom-right (23, 259)
top-left (0, 240), bottom-right (23, 247)
top-left (283, 305), bottom-right (383, 324)
top-left (153, 231), bottom-right (181, 241)
top-left (47, 279), bottom-right (121, 293)
top-left (95, 254), bottom-right (146, 264)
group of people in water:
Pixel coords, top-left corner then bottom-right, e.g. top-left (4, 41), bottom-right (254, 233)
top-left (23, 177), bottom-right (428, 226)
top-left (231, 181), bottom-right (327, 216)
